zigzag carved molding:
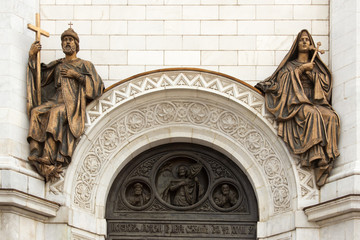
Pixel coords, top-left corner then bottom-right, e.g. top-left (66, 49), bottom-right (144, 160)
top-left (85, 68), bottom-right (276, 131)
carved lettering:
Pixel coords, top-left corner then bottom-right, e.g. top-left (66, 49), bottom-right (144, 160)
top-left (169, 224), bottom-right (185, 234)
top-left (186, 225), bottom-right (208, 234)
top-left (231, 225), bottom-right (247, 234)
top-left (221, 225), bottom-right (230, 234)
top-left (211, 225), bottom-right (221, 234)
top-left (108, 222), bottom-right (256, 237)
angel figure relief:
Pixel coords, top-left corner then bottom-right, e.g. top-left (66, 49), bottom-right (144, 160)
top-left (161, 163), bottom-right (204, 206)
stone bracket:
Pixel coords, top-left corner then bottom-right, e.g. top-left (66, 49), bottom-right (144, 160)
top-left (304, 194), bottom-right (360, 224)
top-left (0, 189), bottom-right (60, 219)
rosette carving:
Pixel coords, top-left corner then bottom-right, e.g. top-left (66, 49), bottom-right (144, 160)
top-left (100, 128), bottom-right (119, 152)
top-left (155, 102), bottom-right (176, 123)
top-left (74, 99), bottom-right (291, 214)
top-left (126, 111), bottom-right (146, 133)
top-left (218, 112), bottom-right (238, 134)
top-left (188, 103), bottom-right (209, 124)
top-left (83, 154), bottom-right (101, 175)
top-left (244, 131), bottom-right (264, 154)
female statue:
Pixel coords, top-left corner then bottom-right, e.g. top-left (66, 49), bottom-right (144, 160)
top-left (256, 29), bottom-right (340, 187)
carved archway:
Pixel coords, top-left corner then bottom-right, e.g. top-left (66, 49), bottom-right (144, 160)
top-left (53, 68), bottom-right (319, 239)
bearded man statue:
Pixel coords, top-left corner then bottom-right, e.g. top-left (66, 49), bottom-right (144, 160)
top-left (27, 28), bottom-right (104, 181)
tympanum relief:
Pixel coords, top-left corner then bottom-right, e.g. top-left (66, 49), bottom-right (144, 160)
top-left (106, 143), bottom-right (258, 239)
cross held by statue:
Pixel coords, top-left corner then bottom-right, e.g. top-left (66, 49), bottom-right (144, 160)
top-left (28, 13), bottom-right (49, 42)
top-left (310, 41), bottom-right (325, 63)
top-left (27, 13), bottom-right (50, 105)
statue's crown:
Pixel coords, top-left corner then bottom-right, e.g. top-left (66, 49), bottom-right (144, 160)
top-left (61, 28), bottom-right (79, 42)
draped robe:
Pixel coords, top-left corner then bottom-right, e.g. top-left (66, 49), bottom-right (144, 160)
top-left (256, 30), bottom-right (340, 187)
top-left (27, 57), bottom-right (104, 180)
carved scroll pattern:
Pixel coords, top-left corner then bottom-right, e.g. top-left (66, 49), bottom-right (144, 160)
top-left (73, 100), bottom-right (291, 213)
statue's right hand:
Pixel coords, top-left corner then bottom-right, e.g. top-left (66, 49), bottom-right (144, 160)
top-left (29, 41), bottom-right (41, 57)
top-left (179, 180), bottom-right (187, 186)
top-left (301, 62), bottom-right (314, 72)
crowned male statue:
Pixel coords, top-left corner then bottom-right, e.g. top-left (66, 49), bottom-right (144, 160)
top-left (256, 29), bottom-right (340, 187)
top-left (27, 27), bottom-right (104, 181)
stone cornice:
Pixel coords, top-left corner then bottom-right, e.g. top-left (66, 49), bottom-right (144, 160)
top-left (0, 189), bottom-right (60, 218)
top-left (304, 194), bottom-right (360, 224)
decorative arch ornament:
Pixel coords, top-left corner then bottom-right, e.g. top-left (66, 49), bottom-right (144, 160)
top-left (52, 69), bottom-right (318, 231)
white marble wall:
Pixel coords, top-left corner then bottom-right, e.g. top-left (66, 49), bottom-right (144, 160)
top-left (0, 212), bottom-right (45, 240)
top-left (327, 0), bottom-right (360, 192)
top-left (4, 0), bottom-right (360, 239)
top-left (309, 0), bottom-right (360, 239)
top-left (0, 1), bottom-right (51, 239)
top-left (0, 0), bottom-right (44, 188)
top-left (39, 0), bottom-right (330, 88)
top-left (0, 0), bottom-right (47, 194)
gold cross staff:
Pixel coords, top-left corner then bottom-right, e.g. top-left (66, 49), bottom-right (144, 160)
top-left (27, 13), bottom-right (50, 105)
top-left (310, 41), bottom-right (325, 64)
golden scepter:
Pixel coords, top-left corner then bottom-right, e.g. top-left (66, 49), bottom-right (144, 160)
top-left (27, 13), bottom-right (50, 105)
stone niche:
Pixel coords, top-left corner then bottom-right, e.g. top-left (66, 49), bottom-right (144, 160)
top-left (106, 143), bottom-right (258, 240)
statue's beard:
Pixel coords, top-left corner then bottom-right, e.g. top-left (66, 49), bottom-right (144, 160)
top-left (63, 44), bottom-right (76, 55)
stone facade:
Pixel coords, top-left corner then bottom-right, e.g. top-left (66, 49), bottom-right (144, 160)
top-left (38, 0), bottom-right (330, 88)
top-left (1, 0), bottom-right (360, 239)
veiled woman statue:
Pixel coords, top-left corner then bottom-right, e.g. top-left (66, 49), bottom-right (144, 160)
top-left (256, 29), bottom-right (340, 187)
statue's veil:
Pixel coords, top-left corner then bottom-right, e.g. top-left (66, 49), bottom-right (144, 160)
top-left (255, 29), bottom-right (332, 103)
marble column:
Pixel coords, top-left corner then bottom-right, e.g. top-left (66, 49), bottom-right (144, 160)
top-left (305, 1), bottom-right (360, 239)
top-left (0, 1), bottom-right (59, 239)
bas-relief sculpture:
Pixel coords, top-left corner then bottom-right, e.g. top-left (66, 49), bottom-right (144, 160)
top-left (126, 182), bottom-right (150, 207)
top-left (213, 183), bottom-right (238, 208)
top-left (26, 26), bottom-right (104, 181)
top-left (161, 163), bottom-right (204, 206)
top-left (256, 29), bottom-right (340, 187)
top-left (106, 143), bottom-right (258, 239)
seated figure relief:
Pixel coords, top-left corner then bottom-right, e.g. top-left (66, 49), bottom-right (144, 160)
top-left (256, 29), bottom-right (340, 187)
